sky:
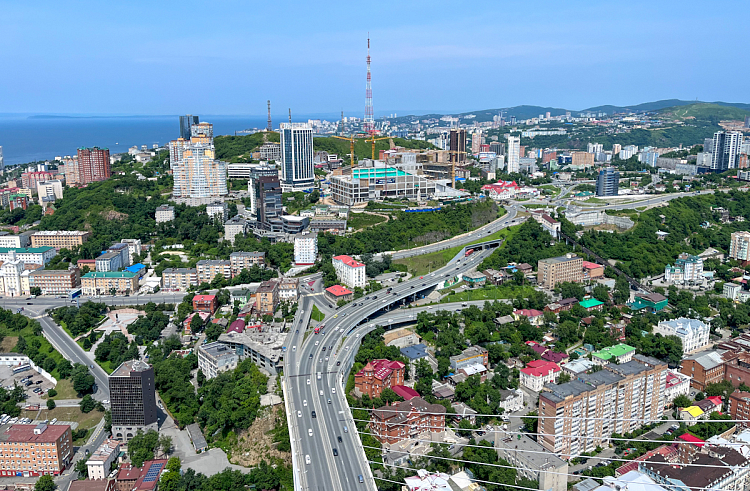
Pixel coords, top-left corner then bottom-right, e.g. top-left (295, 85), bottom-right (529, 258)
top-left (1, 0), bottom-right (748, 117)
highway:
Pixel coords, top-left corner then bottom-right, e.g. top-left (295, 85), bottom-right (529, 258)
top-left (284, 248), bottom-right (494, 491)
top-left (387, 206), bottom-right (519, 259)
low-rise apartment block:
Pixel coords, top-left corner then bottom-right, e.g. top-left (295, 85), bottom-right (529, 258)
top-left (370, 397), bottom-right (445, 445)
top-left (224, 216), bottom-right (247, 245)
top-left (81, 271), bottom-right (139, 295)
top-left (538, 355), bottom-right (667, 459)
top-left (29, 267), bottom-right (81, 294)
top-left (197, 342), bottom-right (239, 379)
top-left (537, 253), bottom-right (583, 289)
top-left (591, 343), bottom-right (636, 365)
top-left (192, 294), bottom-right (218, 314)
top-left (520, 360), bottom-right (561, 392)
top-left (0, 232), bottom-right (32, 248)
top-left (255, 279), bottom-right (279, 315)
top-left (86, 439), bottom-right (120, 480)
top-left (0, 423), bottom-right (73, 477)
top-left (30, 231), bottom-right (91, 250)
top-left (161, 268), bottom-right (197, 291)
top-left (679, 350), bottom-right (727, 390)
top-left (332, 254), bottom-right (366, 289)
top-left (229, 251), bottom-right (265, 276)
top-left (294, 234), bottom-right (318, 265)
top-left (155, 204), bottom-right (175, 223)
top-left (278, 277), bottom-right (298, 301)
top-left (95, 251), bottom-right (124, 272)
top-left (196, 260), bottom-right (231, 284)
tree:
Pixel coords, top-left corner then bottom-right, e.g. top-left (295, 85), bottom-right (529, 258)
top-left (30, 287), bottom-right (42, 296)
top-left (72, 364), bottom-right (95, 396)
top-left (695, 392), bottom-right (705, 401)
top-left (35, 475), bottom-right (56, 491)
top-left (522, 410), bottom-right (538, 433)
top-left (75, 458), bottom-right (89, 478)
top-left (47, 399), bottom-right (56, 410)
top-left (80, 394), bottom-right (96, 413)
top-left (57, 359), bottom-right (72, 379)
top-left (557, 372), bottom-right (572, 384)
top-left (673, 394), bottom-right (691, 409)
top-left (159, 435), bottom-right (173, 457)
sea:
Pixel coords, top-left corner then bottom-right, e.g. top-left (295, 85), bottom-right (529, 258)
top-left (0, 114), bottom-right (331, 167)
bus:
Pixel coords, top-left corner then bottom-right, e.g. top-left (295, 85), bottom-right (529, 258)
top-left (12, 364), bottom-right (31, 375)
top-left (465, 249), bottom-right (475, 257)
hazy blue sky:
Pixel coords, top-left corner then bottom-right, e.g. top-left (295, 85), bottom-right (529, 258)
top-left (1, 0), bottom-right (747, 116)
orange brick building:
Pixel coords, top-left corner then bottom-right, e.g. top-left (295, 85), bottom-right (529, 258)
top-left (192, 294), bottom-right (218, 314)
top-left (0, 424), bottom-right (73, 477)
top-left (370, 398), bottom-right (445, 444)
top-left (355, 359), bottom-right (405, 398)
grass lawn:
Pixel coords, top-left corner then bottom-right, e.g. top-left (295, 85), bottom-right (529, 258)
top-left (583, 197), bottom-right (607, 204)
top-left (311, 305), bottom-right (325, 322)
top-left (47, 379), bottom-right (78, 400)
top-left (348, 213), bottom-right (387, 230)
top-left (394, 224), bottom-right (520, 277)
top-left (97, 360), bottom-right (115, 374)
top-left (439, 284), bottom-right (537, 303)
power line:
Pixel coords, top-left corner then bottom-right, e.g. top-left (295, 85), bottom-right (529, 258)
top-left (350, 416), bottom-right (719, 446)
top-left (355, 427), bottom-right (749, 471)
top-left (350, 406), bottom-right (737, 424)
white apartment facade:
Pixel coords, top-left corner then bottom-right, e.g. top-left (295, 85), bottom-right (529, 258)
top-left (730, 231), bottom-right (750, 262)
top-left (332, 255), bottom-right (366, 289)
top-left (506, 135), bottom-right (520, 173)
top-left (294, 235), bottom-right (318, 265)
top-left (654, 317), bottom-right (710, 354)
top-left (0, 257), bottom-right (25, 297)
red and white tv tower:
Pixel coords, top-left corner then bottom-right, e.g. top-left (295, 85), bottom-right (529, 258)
top-left (364, 35), bottom-right (374, 134)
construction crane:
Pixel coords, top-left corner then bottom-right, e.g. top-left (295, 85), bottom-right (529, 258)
top-left (449, 150), bottom-right (470, 189)
top-left (332, 135), bottom-right (359, 164)
top-left (365, 134), bottom-right (392, 160)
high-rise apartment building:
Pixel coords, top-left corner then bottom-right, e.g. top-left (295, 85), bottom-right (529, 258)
top-left (596, 167), bottom-right (619, 196)
top-left (537, 253), bottom-right (583, 289)
top-left (538, 355), bottom-right (667, 459)
top-left (179, 114), bottom-right (199, 140)
top-left (470, 130), bottom-right (483, 154)
top-left (279, 123), bottom-right (314, 191)
top-left (506, 135), bottom-right (520, 173)
top-left (729, 231), bottom-right (750, 262)
top-left (711, 131), bottom-right (743, 171)
top-left (0, 146), bottom-right (3, 173)
top-left (294, 234), bottom-right (318, 265)
top-left (76, 147), bottom-right (111, 185)
top-left (449, 129), bottom-right (467, 164)
top-left (587, 143), bottom-right (603, 154)
top-left (169, 122), bottom-right (228, 200)
top-left (109, 360), bottom-right (158, 441)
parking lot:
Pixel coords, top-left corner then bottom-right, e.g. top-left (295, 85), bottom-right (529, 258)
top-left (0, 365), bottom-right (55, 404)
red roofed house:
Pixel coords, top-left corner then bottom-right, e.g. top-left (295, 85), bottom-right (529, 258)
top-left (355, 359), bottom-right (405, 398)
top-left (520, 360), bottom-right (561, 392)
top-left (325, 284), bottom-right (354, 304)
top-left (332, 255), bottom-right (366, 288)
top-left (513, 309), bottom-right (544, 326)
top-left (391, 385), bottom-right (420, 401)
top-left (676, 433), bottom-right (705, 464)
top-left (582, 261), bottom-right (605, 280)
top-left (227, 319), bottom-right (245, 334)
top-left (542, 350), bottom-right (569, 365)
top-left (116, 459), bottom-right (168, 491)
top-left (192, 294), bottom-right (218, 314)
top-left (615, 444), bottom-right (678, 477)
top-left (481, 181), bottom-right (520, 200)
top-left (0, 423), bottom-right (73, 477)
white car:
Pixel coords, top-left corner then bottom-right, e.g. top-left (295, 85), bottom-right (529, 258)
top-left (292, 346), bottom-right (296, 351)
top-left (308, 429), bottom-right (313, 437)
top-left (319, 390), bottom-right (324, 396)
top-left (307, 379), bottom-right (310, 385)
top-left (297, 411), bottom-right (302, 418)
top-left (305, 455), bottom-right (311, 465)
top-left (332, 388), bottom-right (336, 393)
top-left (315, 341), bottom-right (319, 346)
top-left (303, 400), bottom-right (307, 407)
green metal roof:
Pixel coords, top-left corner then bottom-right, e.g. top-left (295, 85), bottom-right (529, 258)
top-left (592, 343), bottom-right (635, 360)
top-left (0, 247), bottom-right (55, 254)
top-left (82, 271), bottom-right (137, 278)
top-left (579, 298), bottom-right (604, 309)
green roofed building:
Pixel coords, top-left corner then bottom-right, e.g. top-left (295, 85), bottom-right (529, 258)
top-left (579, 298), bottom-right (604, 311)
top-left (0, 246), bottom-right (57, 265)
top-left (629, 292), bottom-right (668, 313)
top-left (592, 343), bottom-right (636, 366)
top-left (81, 271), bottom-right (139, 296)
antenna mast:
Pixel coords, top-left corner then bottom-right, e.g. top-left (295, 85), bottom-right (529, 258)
top-left (364, 34), bottom-right (374, 135)
top-left (267, 100), bottom-right (272, 131)
top-left (288, 108), bottom-right (292, 123)
top-left (340, 110), bottom-right (345, 135)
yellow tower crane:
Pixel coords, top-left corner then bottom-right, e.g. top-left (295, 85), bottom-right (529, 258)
top-left (365, 134), bottom-right (392, 160)
top-left (332, 135), bottom-right (359, 165)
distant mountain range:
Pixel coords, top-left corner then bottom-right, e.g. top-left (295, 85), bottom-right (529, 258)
top-left (386, 99), bottom-right (750, 124)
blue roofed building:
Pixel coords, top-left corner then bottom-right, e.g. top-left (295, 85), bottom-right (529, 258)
top-left (125, 263), bottom-right (147, 278)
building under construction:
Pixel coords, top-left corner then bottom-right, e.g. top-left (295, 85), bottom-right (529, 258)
top-left (329, 160), bottom-right (436, 206)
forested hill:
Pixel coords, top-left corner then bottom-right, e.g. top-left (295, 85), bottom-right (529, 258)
top-left (214, 132), bottom-right (435, 163)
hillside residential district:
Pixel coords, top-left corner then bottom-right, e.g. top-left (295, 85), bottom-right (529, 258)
top-left (0, 101), bottom-right (750, 491)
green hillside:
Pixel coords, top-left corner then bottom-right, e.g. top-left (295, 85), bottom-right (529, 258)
top-left (658, 103), bottom-right (750, 122)
top-left (214, 132), bottom-right (435, 163)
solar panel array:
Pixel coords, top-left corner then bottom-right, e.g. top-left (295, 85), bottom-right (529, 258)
top-left (142, 462), bottom-right (164, 483)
